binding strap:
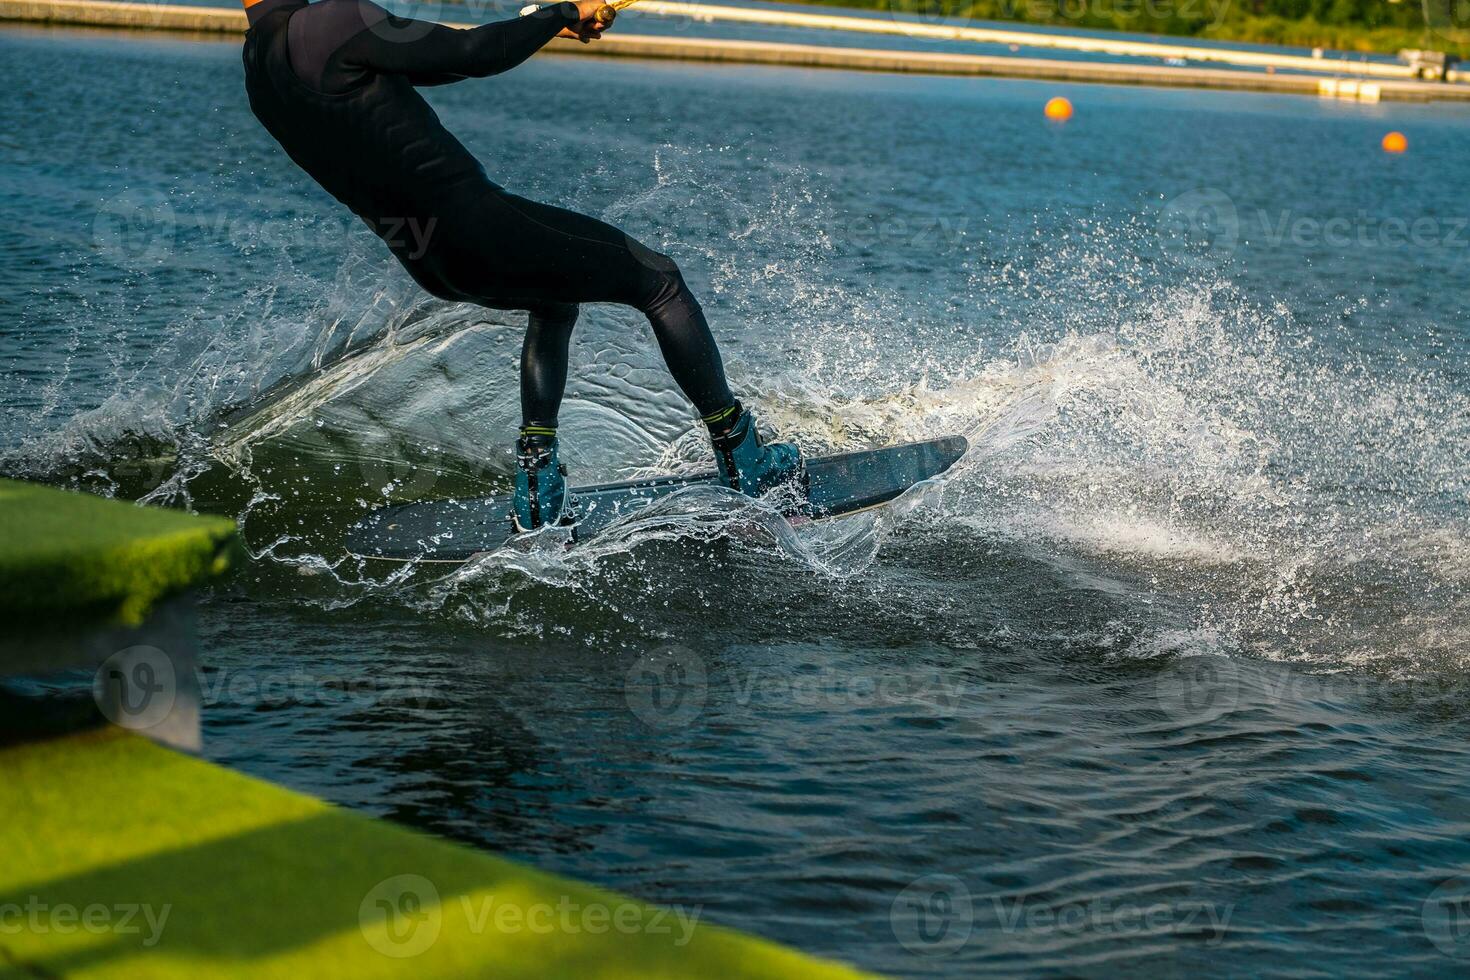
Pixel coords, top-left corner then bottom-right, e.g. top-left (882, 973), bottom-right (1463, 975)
top-left (701, 404), bottom-right (739, 426)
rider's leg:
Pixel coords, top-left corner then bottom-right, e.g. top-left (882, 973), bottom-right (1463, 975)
top-left (520, 302), bottom-right (579, 431)
top-left (447, 191), bottom-right (803, 516)
top-left (622, 251), bottom-right (737, 419)
top-left (464, 192), bottom-right (740, 418)
top-left (511, 302), bottom-right (578, 532)
top-left (624, 261), bottom-right (802, 494)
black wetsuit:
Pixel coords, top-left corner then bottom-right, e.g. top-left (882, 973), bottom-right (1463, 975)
top-left (241, 0), bottom-right (735, 429)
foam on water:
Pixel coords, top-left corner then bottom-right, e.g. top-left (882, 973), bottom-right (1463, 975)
top-left (4, 138), bottom-right (1465, 682)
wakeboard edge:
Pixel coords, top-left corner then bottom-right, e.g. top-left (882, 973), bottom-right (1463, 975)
top-left (345, 434), bottom-right (967, 563)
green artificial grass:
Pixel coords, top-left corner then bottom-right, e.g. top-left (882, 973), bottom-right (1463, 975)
top-left (0, 730), bottom-right (873, 978)
top-left (0, 480), bottom-right (239, 627)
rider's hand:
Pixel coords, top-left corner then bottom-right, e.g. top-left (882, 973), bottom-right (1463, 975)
top-left (557, 0), bottom-right (612, 43)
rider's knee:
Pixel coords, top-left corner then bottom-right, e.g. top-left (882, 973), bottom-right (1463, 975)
top-left (624, 238), bottom-right (686, 312)
top-left (645, 267), bottom-right (686, 315)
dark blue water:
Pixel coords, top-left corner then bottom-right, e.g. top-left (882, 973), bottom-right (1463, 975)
top-left (3, 24), bottom-right (1469, 976)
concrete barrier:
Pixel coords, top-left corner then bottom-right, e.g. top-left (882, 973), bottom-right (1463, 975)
top-left (2, 0), bottom-right (1468, 101)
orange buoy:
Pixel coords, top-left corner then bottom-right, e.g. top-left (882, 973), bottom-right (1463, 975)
top-left (1044, 97), bottom-right (1073, 122)
top-left (1381, 131), bottom-right (1408, 153)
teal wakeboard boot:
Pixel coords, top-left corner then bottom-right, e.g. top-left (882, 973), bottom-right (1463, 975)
top-left (512, 431), bottom-right (571, 532)
top-left (707, 403), bottom-right (806, 499)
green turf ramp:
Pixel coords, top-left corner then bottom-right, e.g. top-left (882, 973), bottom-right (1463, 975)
top-left (0, 480), bottom-right (239, 627)
top-left (0, 730), bottom-right (874, 978)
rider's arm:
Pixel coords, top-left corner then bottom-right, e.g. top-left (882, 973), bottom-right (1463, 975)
top-left (331, 1), bottom-right (581, 87)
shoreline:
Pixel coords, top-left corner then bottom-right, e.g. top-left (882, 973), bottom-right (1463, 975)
top-left (785, 0), bottom-right (1468, 61)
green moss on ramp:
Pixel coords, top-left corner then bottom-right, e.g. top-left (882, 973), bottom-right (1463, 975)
top-left (0, 730), bottom-right (873, 978)
top-left (0, 480), bottom-right (239, 627)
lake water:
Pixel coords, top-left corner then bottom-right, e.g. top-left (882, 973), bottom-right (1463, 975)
top-left (2, 24), bottom-right (1469, 976)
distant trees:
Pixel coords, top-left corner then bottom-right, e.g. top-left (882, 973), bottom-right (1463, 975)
top-left (794, 0), bottom-right (1468, 56)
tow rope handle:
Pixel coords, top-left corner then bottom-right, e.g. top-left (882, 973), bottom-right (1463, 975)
top-left (519, 0), bottom-right (639, 31)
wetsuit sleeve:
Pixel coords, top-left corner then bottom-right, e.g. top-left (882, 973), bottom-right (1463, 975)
top-left (335, 3), bottom-right (581, 87)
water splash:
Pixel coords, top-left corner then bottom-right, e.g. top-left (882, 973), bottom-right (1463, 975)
top-left (4, 142), bottom-right (1464, 679)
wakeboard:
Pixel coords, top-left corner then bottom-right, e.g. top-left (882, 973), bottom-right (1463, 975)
top-left (345, 434), bottom-right (967, 562)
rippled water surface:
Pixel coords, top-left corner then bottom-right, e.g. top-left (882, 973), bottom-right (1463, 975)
top-left (3, 24), bottom-right (1470, 976)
